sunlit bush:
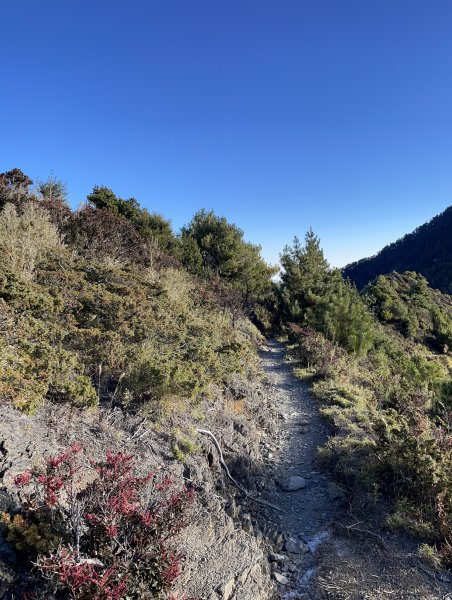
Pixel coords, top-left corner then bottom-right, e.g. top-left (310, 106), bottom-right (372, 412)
top-left (0, 203), bottom-right (62, 279)
top-left (7, 445), bottom-right (195, 598)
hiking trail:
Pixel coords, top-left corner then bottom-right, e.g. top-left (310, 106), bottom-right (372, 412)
top-left (252, 340), bottom-right (451, 600)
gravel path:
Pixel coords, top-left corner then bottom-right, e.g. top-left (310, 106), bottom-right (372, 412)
top-left (253, 340), bottom-right (452, 600)
top-left (256, 339), bottom-right (339, 596)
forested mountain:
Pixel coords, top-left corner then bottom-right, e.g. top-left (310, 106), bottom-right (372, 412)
top-left (343, 205), bottom-right (452, 293)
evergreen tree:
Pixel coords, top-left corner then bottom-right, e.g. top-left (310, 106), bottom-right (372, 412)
top-left (37, 173), bottom-right (67, 203)
top-left (181, 209), bottom-right (277, 309)
top-left (280, 230), bottom-right (375, 355)
top-left (309, 270), bottom-right (376, 354)
top-left (279, 229), bottom-right (329, 321)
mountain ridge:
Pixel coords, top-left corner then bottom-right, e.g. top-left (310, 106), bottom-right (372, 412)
top-left (343, 205), bottom-right (452, 293)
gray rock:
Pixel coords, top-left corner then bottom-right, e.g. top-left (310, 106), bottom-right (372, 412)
top-left (268, 552), bottom-right (287, 562)
top-left (222, 578), bottom-right (235, 600)
top-left (285, 537), bottom-right (308, 554)
top-left (285, 537), bottom-right (300, 553)
top-left (225, 501), bottom-right (239, 518)
top-left (279, 476), bottom-right (307, 491)
top-left (273, 572), bottom-right (289, 585)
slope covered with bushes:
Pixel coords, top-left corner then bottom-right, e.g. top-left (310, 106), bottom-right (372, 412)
top-left (0, 169), bottom-right (275, 416)
top-left (0, 167), bottom-right (278, 598)
top-left (280, 231), bottom-right (451, 565)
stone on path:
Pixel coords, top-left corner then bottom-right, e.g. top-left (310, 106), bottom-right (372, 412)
top-left (269, 552), bottom-right (287, 562)
top-left (273, 572), bottom-right (289, 585)
top-left (285, 537), bottom-right (309, 554)
top-left (279, 475), bottom-right (307, 491)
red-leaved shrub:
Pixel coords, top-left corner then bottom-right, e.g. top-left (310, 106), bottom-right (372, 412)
top-left (13, 445), bottom-right (195, 599)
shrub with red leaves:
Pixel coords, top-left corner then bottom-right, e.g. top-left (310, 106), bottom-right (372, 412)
top-left (13, 446), bottom-right (195, 599)
top-left (66, 206), bottom-right (150, 265)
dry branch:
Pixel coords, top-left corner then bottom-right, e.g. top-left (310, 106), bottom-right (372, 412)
top-left (196, 428), bottom-right (281, 512)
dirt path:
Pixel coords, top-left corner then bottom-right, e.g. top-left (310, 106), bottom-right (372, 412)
top-left (252, 340), bottom-right (452, 600)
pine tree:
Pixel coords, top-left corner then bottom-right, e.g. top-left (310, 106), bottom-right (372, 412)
top-left (280, 230), bottom-right (375, 355)
top-left (181, 210), bottom-right (277, 309)
top-left (279, 229), bottom-right (329, 321)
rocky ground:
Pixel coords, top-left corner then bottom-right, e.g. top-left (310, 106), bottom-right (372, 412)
top-left (0, 381), bottom-right (275, 599)
top-left (0, 340), bottom-right (451, 599)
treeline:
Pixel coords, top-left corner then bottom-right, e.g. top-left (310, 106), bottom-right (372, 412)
top-left (343, 205), bottom-right (452, 293)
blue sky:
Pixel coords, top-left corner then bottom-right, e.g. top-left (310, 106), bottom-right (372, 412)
top-left (1, 1), bottom-right (451, 267)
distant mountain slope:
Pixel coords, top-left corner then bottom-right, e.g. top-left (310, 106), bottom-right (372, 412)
top-left (343, 205), bottom-right (452, 293)
top-left (363, 271), bottom-right (452, 352)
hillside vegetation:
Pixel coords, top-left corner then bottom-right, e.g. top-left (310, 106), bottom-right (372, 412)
top-left (280, 232), bottom-right (451, 566)
top-left (0, 168), bottom-right (280, 597)
top-left (343, 205), bottom-right (452, 293)
top-left (0, 169), bottom-right (275, 417)
top-left (0, 168), bottom-right (451, 597)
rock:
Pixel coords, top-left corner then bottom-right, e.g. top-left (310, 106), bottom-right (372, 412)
top-left (225, 501), bottom-right (239, 518)
top-left (268, 552), bottom-right (287, 562)
top-left (285, 538), bottom-right (300, 553)
top-left (273, 572), bottom-right (289, 585)
top-left (285, 537), bottom-right (308, 554)
top-left (279, 476), bottom-right (307, 492)
top-left (241, 514), bottom-right (253, 533)
top-left (222, 578), bottom-right (235, 600)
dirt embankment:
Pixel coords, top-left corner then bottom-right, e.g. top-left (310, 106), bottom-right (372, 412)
top-left (0, 365), bottom-right (280, 599)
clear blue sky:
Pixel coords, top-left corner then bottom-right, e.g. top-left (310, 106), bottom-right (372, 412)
top-left (2, 1), bottom-right (452, 267)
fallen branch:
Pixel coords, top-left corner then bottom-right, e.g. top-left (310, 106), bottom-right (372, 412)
top-left (197, 428), bottom-right (281, 512)
top-left (332, 521), bottom-right (388, 549)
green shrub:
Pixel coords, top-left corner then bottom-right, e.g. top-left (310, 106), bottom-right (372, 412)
top-left (0, 203), bottom-right (62, 280)
top-left (291, 322), bottom-right (452, 564)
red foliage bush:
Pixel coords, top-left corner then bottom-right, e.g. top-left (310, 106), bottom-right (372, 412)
top-left (67, 207), bottom-right (150, 265)
top-left (14, 445), bottom-right (195, 599)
